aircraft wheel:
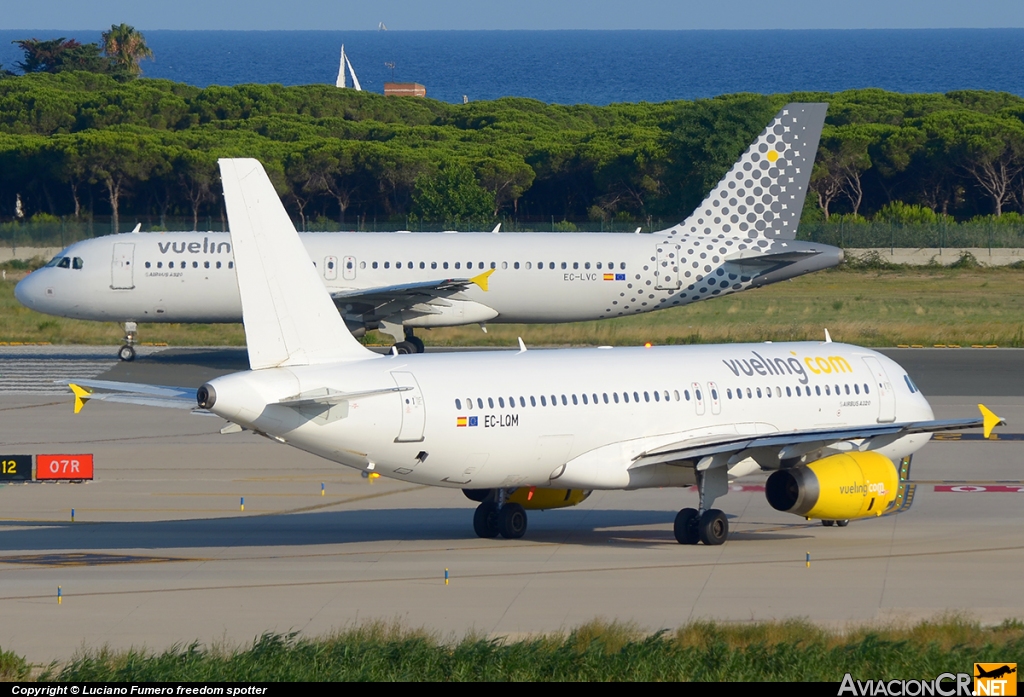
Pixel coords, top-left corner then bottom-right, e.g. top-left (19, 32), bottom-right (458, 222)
top-left (473, 501), bottom-right (500, 539)
top-left (836, 519), bottom-right (850, 527)
top-left (822, 519), bottom-right (835, 527)
top-left (118, 345), bottom-right (136, 362)
top-left (407, 335), bottom-right (425, 353)
top-left (497, 503), bottom-right (528, 539)
top-left (394, 341), bottom-right (416, 355)
top-left (673, 507), bottom-right (700, 545)
top-left (698, 509), bottom-right (728, 546)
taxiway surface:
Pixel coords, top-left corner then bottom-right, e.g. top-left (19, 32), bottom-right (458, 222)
top-left (1, 347), bottom-right (1022, 663)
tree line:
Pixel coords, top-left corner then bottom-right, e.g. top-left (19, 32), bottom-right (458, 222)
top-left (2, 65), bottom-right (1024, 232)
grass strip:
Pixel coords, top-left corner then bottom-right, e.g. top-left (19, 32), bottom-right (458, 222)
top-left (3, 266), bottom-right (1024, 349)
top-left (29, 616), bottom-right (1024, 682)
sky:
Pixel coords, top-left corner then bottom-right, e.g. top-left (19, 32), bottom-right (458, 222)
top-left (6, 0), bottom-right (1024, 31)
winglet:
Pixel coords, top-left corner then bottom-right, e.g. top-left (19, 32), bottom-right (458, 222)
top-left (69, 383), bottom-right (92, 414)
top-left (518, 337), bottom-right (527, 353)
top-left (491, 223), bottom-right (501, 234)
top-left (470, 268), bottom-right (495, 292)
top-left (824, 328), bottom-right (832, 343)
top-left (130, 223), bottom-right (141, 234)
top-left (979, 404), bottom-right (1005, 439)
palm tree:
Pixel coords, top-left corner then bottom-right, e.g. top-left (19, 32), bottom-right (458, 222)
top-left (101, 23), bottom-right (153, 77)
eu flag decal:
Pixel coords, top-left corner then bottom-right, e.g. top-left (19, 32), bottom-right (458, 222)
top-left (615, 273), bottom-right (626, 281)
top-left (469, 416), bottom-right (479, 427)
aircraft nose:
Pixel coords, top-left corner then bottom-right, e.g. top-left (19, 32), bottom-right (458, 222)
top-left (14, 270), bottom-right (45, 311)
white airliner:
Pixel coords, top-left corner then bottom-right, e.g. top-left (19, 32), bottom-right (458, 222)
top-left (17, 103), bottom-right (842, 361)
top-left (64, 158), bottom-right (1002, 546)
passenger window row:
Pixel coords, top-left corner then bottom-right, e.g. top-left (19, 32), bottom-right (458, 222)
top-left (727, 383), bottom-right (871, 399)
top-left (144, 260), bottom-right (234, 270)
top-left (455, 389), bottom-right (685, 411)
top-left (453, 381), bottom-right (874, 412)
top-left (363, 260), bottom-right (628, 271)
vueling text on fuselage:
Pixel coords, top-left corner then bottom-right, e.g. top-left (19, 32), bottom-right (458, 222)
top-left (722, 351), bottom-right (854, 385)
top-left (157, 238), bottom-right (232, 255)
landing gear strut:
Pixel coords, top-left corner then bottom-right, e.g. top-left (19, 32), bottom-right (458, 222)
top-left (472, 491), bottom-right (527, 539)
top-left (674, 458), bottom-right (729, 545)
top-left (118, 322), bottom-right (137, 362)
top-left (380, 320), bottom-right (425, 354)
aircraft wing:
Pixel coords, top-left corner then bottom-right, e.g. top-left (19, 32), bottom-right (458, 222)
top-left (631, 406), bottom-right (1004, 470)
top-left (60, 379), bottom-right (199, 414)
top-left (329, 269), bottom-right (494, 322)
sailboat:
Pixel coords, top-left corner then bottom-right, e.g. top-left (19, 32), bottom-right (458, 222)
top-left (336, 45), bottom-right (362, 90)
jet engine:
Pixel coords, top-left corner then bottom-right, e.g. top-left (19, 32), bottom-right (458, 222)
top-left (463, 487), bottom-right (591, 510)
top-left (765, 451), bottom-right (899, 520)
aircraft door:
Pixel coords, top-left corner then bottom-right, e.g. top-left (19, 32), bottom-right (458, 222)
top-left (343, 256), bottom-right (357, 281)
top-left (691, 382), bottom-right (706, 416)
top-left (656, 243), bottom-right (681, 290)
top-left (392, 371), bottom-right (426, 442)
top-left (862, 356), bottom-right (896, 423)
top-left (324, 256), bottom-right (338, 280)
top-left (708, 382), bottom-right (721, 415)
top-left (111, 243), bottom-right (135, 289)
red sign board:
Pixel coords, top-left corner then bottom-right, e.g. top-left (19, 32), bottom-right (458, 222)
top-left (35, 454), bottom-right (94, 480)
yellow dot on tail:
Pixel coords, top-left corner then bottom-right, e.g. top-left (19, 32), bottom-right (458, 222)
top-left (767, 150), bottom-right (779, 162)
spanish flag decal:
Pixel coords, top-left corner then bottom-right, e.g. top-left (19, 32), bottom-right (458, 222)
top-left (457, 417), bottom-right (468, 427)
top-left (603, 273), bottom-right (615, 281)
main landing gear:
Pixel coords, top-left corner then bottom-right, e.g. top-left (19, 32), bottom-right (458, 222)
top-left (379, 321), bottom-right (425, 354)
top-left (394, 333), bottom-right (425, 355)
top-left (468, 490), bottom-right (527, 539)
top-left (118, 321), bottom-right (138, 362)
top-left (821, 519), bottom-right (849, 527)
top-left (674, 457), bottom-right (730, 545)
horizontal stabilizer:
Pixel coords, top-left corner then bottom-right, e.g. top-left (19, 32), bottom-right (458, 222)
top-left (277, 385), bottom-right (411, 408)
top-left (64, 380), bottom-right (197, 413)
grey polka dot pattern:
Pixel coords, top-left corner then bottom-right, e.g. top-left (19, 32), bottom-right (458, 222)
top-left (651, 103), bottom-right (827, 298)
top-left (664, 103), bottom-right (827, 243)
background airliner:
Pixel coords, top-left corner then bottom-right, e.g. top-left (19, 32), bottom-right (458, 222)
top-left (65, 158), bottom-right (1001, 546)
top-left (17, 104), bottom-right (841, 360)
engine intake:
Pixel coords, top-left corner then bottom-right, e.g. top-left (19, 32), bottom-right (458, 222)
top-left (766, 451), bottom-right (899, 520)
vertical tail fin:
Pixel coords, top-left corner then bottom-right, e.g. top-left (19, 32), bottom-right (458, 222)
top-left (218, 158), bottom-right (376, 370)
top-left (665, 103), bottom-right (827, 241)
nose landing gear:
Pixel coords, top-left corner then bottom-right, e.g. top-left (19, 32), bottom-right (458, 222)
top-left (118, 322), bottom-right (138, 362)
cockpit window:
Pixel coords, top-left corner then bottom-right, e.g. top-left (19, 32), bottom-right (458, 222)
top-left (45, 256), bottom-right (62, 268)
top-left (57, 257), bottom-right (71, 269)
top-left (72, 257), bottom-right (84, 270)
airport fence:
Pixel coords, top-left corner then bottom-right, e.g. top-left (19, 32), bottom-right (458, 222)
top-left (3, 216), bottom-right (1024, 253)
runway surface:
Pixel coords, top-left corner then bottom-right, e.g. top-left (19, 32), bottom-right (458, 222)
top-left (2, 345), bottom-right (1021, 395)
top-left (1, 347), bottom-right (1022, 663)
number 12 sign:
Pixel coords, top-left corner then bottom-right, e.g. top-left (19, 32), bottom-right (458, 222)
top-left (0, 455), bottom-right (32, 481)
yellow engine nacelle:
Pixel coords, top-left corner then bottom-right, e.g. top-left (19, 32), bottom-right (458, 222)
top-left (507, 487), bottom-right (591, 510)
top-left (765, 451), bottom-right (899, 520)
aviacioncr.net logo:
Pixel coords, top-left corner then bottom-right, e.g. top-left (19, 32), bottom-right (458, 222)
top-left (839, 673), bottom-right (973, 696)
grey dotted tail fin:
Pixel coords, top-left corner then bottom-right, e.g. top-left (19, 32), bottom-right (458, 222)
top-left (665, 103), bottom-right (827, 241)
